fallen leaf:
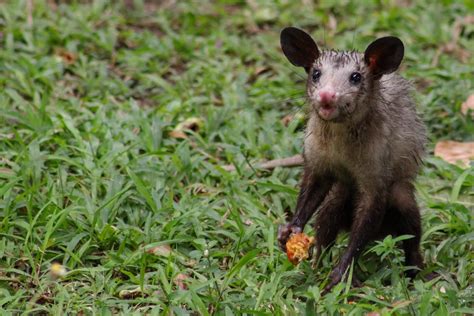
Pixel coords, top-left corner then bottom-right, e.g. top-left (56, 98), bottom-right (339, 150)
top-left (366, 313), bottom-right (381, 316)
top-left (461, 94), bottom-right (474, 118)
top-left (55, 48), bottom-right (77, 65)
top-left (119, 287), bottom-right (144, 299)
top-left (169, 130), bottom-right (187, 139)
top-left (434, 141), bottom-right (474, 168)
top-left (281, 114), bottom-right (293, 127)
top-left (146, 244), bottom-right (172, 257)
top-left (174, 273), bottom-right (189, 290)
top-left (170, 117), bottom-right (204, 139)
top-left (175, 117), bottom-right (203, 132)
top-left (254, 66), bottom-right (270, 76)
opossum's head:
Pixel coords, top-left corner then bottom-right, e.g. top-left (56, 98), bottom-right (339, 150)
top-left (280, 27), bottom-right (404, 122)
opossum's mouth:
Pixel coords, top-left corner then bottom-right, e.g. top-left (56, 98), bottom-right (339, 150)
top-left (317, 103), bottom-right (338, 121)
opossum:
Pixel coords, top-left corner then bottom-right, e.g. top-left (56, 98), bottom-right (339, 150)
top-left (277, 27), bottom-right (427, 292)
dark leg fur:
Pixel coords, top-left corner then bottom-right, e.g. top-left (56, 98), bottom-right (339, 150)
top-left (388, 182), bottom-right (424, 277)
top-left (313, 182), bottom-right (353, 260)
top-left (324, 190), bottom-right (386, 293)
top-left (278, 167), bottom-right (333, 251)
top-left (322, 181), bottom-right (424, 293)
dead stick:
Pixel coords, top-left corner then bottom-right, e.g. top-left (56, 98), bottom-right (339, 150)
top-left (222, 154), bottom-right (303, 171)
top-left (26, 0), bottom-right (33, 27)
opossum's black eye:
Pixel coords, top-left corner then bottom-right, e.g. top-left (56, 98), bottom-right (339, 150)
top-left (349, 72), bottom-right (362, 84)
top-left (312, 69), bottom-right (321, 82)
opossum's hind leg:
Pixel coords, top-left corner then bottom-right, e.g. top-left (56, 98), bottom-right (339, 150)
top-left (313, 182), bottom-right (353, 262)
top-left (388, 181), bottom-right (424, 278)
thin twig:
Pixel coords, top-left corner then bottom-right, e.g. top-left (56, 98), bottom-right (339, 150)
top-left (222, 154), bottom-right (303, 171)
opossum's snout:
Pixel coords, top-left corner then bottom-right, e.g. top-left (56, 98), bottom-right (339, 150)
top-left (317, 90), bottom-right (337, 104)
top-left (312, 89), bottom-right (342, 121)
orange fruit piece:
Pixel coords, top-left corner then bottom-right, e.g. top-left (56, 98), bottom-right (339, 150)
top-left (286, 233), bottom-right (315, 265)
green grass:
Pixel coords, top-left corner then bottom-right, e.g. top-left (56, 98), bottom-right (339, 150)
top-left (0, 0), bottom-right (473, 314)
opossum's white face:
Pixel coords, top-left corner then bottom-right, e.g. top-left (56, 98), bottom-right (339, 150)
top-left (280, 27), bottom-right (404, 123)
top-left (307, 52), bottom-right (369, 122)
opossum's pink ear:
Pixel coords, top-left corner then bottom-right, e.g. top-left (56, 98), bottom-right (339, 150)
top-left (281, 27), bottom-right (320, 73)
top-left (364, 36), bottom-right (404, 78)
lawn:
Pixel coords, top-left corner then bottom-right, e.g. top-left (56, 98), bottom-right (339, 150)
top-left (0, 0), bottom-right (473, 314)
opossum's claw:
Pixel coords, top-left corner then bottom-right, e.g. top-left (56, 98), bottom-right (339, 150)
top-left (277, 223), bottom-right (302, 252)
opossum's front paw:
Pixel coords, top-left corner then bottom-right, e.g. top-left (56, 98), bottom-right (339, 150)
top-left (277, 223), bottom-right (302, 251)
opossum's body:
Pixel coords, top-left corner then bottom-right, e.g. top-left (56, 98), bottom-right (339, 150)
top-left (304, 70), bottom-right (425, 185)
top-left (277, 28), bottom-right (427, 292)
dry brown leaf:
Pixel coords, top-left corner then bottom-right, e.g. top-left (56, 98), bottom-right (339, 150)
top-left (173, 273), bottom-right (189, 290)
top-left (169, 130), bottom-right (188, 139)
top-left (175, 117), bottom-right (203, 132)
top-left (170, 117), bottom-right (204, 139)
top-left (461, 94), bottom-right (474, 118)
top-left (281, 114), bottom-right (293, 127)
top-left (254, 66), bottom-right (270, 76)
top-left (146, 244), bottom-right (172, 257)
top-left (55, 48), bottom-right (77, 65)
top-left (434, 140), bottom-right (474, 168)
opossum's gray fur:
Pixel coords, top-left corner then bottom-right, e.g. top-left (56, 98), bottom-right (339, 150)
top-left (304, 51), bottom-right (426, 188)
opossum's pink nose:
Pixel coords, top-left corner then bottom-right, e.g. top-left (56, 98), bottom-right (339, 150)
top-left (317, 91), bottom-right (336, 104)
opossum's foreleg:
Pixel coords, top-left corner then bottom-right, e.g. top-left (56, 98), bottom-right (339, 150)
top-left (313, 182), bottom-right (353, 261)
top-left (278, 168), bottom-right (333, 251)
